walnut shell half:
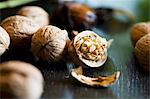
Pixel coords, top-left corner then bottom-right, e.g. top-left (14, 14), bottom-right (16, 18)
top-left (135, 34), bottom-right (150, 71)
top-left (0, 61), bottom-right (44, 99)
top-left (1, 15), bottom-right (39, 49)
top-left (31, 25), bottom-right (69, 62)
top-left (71, 66), bottom-right (120, 87)
top-left (68, 30), bottom-right (113, 67)
top-left (17, 6), bottom-right (49, 27)
top-left (0, 26), bottom-right (10, 55)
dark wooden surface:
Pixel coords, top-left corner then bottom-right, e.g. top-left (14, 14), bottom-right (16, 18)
top-left (0, 1), bottom-right (150, 99)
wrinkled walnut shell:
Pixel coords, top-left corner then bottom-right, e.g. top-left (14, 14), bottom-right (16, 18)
top-left (0, 61), bottom-right (44, 99)
top-left (0, 26), bottom-right (10, 55)
top-left (71, 66), bottom-right (120, 87)
top-left (31, 25), bottom-right (69, 62)
top-left (1, 15), bottom-right (39, 49)
top-left (130, 22), bottom-right (150, 46)
top-left (135, 34), bottom-right (150, 71)
top-left (51, 2), bottom-right (97, 33)
top-left (17, 6), bottom-right (49, 27)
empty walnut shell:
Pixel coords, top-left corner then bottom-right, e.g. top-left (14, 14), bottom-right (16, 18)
top-left (130, 22), bottom-right (150, 46)
top-left (17, 6), bottom-right (49, 27)
top-left (135, 34), bottom-right (150, 71)
top-left (71, 66), bottom-right (120, 87)
top-left (68, 30), bottom-right (113, 67)
top-left (0, 26), bottom-right (10, 55)
top-left (1, 15), bottom-right (39, 49)
top-left (0, 61), bottom-right (44, 99)
top-left (31, 25), bottom-right (69, 62)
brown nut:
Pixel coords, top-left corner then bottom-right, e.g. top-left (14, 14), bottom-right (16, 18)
top-left (51, 2), bottom-right (97, 33)
top-left (0, 26), bottom-right (10, 55)
top-left (0, 61), bottom-right (44, 99)
top-left (31, 25), bottom-right (69, 62)
top-left (135, 34), bottom-right (150, 71)
top-left (1, 15), bottom-right (39, 49)
top-left (17, 6), bottom-right (49, 27)
top-left (68, 30), bottom-right (113, 68)
top-left (130, 22), bottom-right (150, 46)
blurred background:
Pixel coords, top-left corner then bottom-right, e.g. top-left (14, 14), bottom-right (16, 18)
top-left (0, 0), bottom-right (149, 22)
top-left (0, 0), bottom-right (149, 33)
top-left (74, 0), bottom-right (149, 22)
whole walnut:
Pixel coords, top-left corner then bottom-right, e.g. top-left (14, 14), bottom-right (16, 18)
top-left (0, 61), bottom-right (44, 99)
top-left (51, 2), bottom-right (97, 34)
top-left (135, 34), bottom-right (150, 71)
top-left (17, 6), bottom-right (49, 27)
top-left (130, 22), bottom-right (150, 46)
top-left (0, 26), bottom-right (10, 55)
top-left (1, 15), bottom-right (39, 49)
top-left (31, 25), bottom-right (69, 62)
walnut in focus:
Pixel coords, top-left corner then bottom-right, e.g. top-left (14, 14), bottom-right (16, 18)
top-left (1, 15), bottom-right (39, 49)
top-left (0, 61), bottom-right (44, 99)
top-left (17, 6), bottom-right (49, 27)
top-left (0, 26), bottom-right (10, 55)
top-left (130, 22), bottom-right (150, 46)
top-left (68, 30), bottom-right (113, 68)
top-left (31, 25), bottom-right (69, 62)
top-left (135, 34), bottom-right (150, 71)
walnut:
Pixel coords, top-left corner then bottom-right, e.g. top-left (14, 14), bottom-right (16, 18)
top-left (31, 25), bottom-right (69, 62)
top-left (1, 15), bottom-right (39, 49)
top-left (130, 22), bottom-right (150, 46)
top-left (17, 6), bottom-right (49, 27)
top-left (135, 34), bottom-right (150, 71)
top-left (0, 26), bottom-right (10, 55)
top-left (51, 2), bottom-right (97, 33)
top-left (68, 30), bottom-right (113, 67)
top-left (0, 61), bottom-right (44, 99)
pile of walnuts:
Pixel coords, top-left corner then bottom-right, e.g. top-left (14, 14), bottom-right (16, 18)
top-left (0, 6), bottom-right (50, 99)
top-left (0, 5), bottom-right (73, 99)
top-left (130, 22), bottom-right (150, 71)
top-left (0, 6), bottom-right (70, 63)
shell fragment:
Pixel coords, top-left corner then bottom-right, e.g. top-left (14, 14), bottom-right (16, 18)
top-left (71, 66), bottom-right (120, 87)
